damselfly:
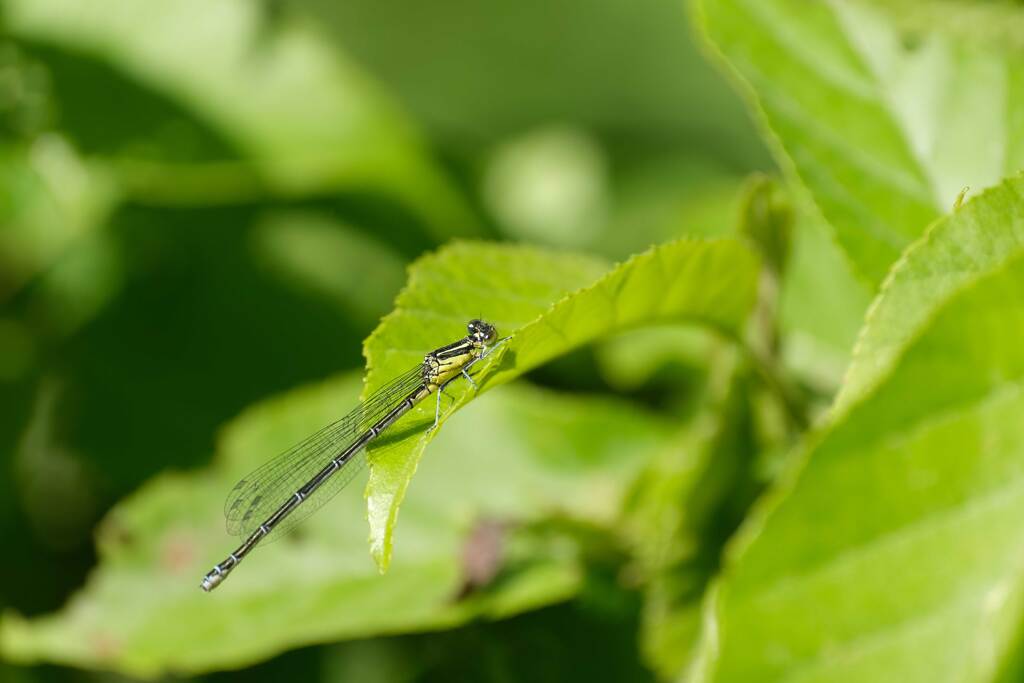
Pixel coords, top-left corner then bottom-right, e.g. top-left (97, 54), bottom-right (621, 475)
top-left (200, 319), bottom-right (508, 591)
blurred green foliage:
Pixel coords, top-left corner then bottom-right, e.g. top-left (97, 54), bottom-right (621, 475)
top-left (4, 0), bottom-right (1024, 682)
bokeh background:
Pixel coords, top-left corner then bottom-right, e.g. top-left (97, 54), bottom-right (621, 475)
top-left (0, 1), bottom-right (871, 681)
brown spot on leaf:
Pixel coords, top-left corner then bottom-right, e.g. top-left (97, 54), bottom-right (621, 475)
top-left (457, 518), bottom-right (507, 598)
top-left (161, 533), bottom-right (196, 574)
top-left (90, 631), bottom-right (121, 660)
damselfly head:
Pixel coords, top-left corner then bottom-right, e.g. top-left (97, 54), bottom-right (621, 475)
top-left (467, 319), bottom-right (497, 345)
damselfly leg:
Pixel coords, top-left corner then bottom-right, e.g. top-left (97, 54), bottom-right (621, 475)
top-left (431, 336), bottom-right (510, 428)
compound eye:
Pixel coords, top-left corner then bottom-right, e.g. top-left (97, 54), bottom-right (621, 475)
top-left (467, 319), bottom-right (497, 343)
top-left (467, 319), bottom-right (486, 337)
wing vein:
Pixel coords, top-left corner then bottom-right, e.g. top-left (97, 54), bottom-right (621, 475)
top-left (223, 364), bottom-right (425, 543)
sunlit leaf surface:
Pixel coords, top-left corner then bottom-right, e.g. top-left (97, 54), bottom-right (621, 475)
top-left (361, 239), bottom-right (761, 570)
top-left (0, 376), bottom-right (674, 676)
top-left (692, 174), bottom-right (1024, 683)
top-left (699, 0), bottom-right (1024, 286)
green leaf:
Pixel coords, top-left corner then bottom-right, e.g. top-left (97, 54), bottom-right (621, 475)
top-left (599, 173), bottom-right (872, 395)
top-left (361, 239), bottom-right (761, 571)
top-left (858, 0), bottom-right (1024, 52)
top-left (692, 175), bottom-right (1024, 682)
top-left (629, 370), bottom-right (755, 679)
top-left (777, 203), bottom-right (873, 392)
top-left (697, 0), bottom-right (1024, 286)
top-left (0, 140), bottom-right (118, 300)
top-left (0, 375), bottom-right (674, 676)
top-left (838, 174), bottom-right (1024, 411)
top-left (4, 0), bottom-right (476, 236)
top-left (738, 174), bottom-right (792, 277)
top-left (0, 139), bottom-right (125, 343)
top-left (596, 324), bottom-right (718, 393)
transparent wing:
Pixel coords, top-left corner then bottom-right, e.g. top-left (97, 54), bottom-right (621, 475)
top-left (260, 449), bottom-right (368, 544)
top-left (224, 364), bottom-right (425, 541)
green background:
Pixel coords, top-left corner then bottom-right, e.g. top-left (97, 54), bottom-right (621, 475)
top-left (5, 1), bottom-right (1024, 681)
